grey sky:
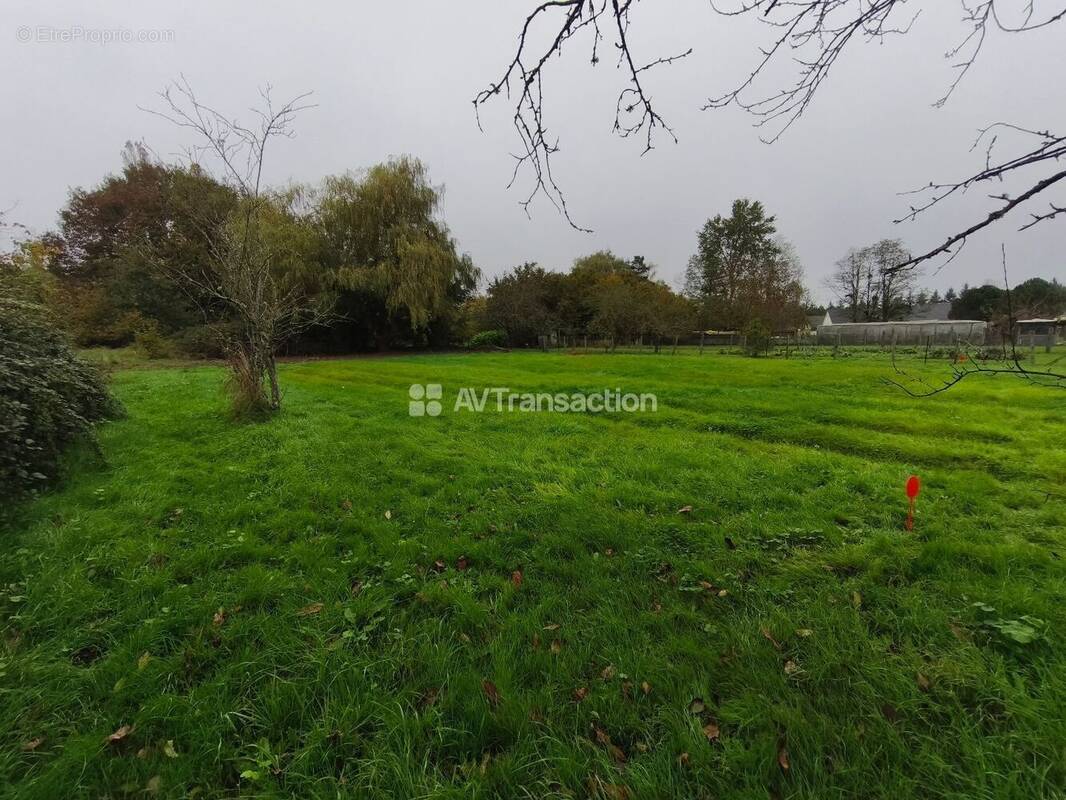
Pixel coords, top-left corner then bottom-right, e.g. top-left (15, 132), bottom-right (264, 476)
top-left (3, 0), bottom-right (1063, 303)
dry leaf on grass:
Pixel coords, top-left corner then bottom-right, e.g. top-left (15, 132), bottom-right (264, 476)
top-left (511, 570), bottom-right (523, 587)
top-left (384, 510), bottom-right (392, 520)
top-left (297, 602), bottom-right (324, 617)
top-left (777, 741), bottom-right (790, 771)
top-left (784, 660), bottom-right (801, 676)
top-left (340, 499), bottom-right (352, 512)
top-left (107, 724), bottom-right (134, 744)
top-left (550, 639), bottom-right (563, 654)
top-left (137, 652), bottom-right (151, 670)
top-left (640, 681), bottom-right (651, 695)
top-left (482, 679), bottom-right (502, 708)
top-left (601, 665), bottom-right (616, 680)
top-left (703, 721), bottom-right (721, 742)
top-left (916, 672), bottom-right (931, 691)
top-left (572, 686), bottom-right (589, 702)
top-left (687, 697), bottom-right (706, 715)
top-left (20, 737), bottom-right (44, 752)
top-left (760, 627), bottom-right (783, 651)
top-left (162, 740), bottom-right (179, 759)
top-left (677, 505), bottom-right (693, 514)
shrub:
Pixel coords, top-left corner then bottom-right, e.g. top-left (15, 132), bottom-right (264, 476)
top-left (468, 330), bottom-right (507, 349)
top-left (0, 296), bottom-right (122, 501)
top-left (742, 320), bottom-right (771, 357)
top-left (133, 320), bottom-right (176, 360)
top-left (171, 322), bottom-right (239, 359)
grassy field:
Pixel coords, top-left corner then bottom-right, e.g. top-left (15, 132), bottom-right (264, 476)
top-left (2, 350), bottom-right (1065, 799)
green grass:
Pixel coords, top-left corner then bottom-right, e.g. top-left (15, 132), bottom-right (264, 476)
top-left (2, 350), bottom-right (1065, 799)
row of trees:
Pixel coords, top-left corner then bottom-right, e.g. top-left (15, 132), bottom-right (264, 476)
top-left (477, 253), bottom-right (694, 350)
top-left (4, 143), bottom-right (477, 410)
top-left (476, 200), bottom-right (811, 351)
top-left (826, 238), bottom-right (1065, 324)
top-left (950, 279), bottom-right (1066, 323)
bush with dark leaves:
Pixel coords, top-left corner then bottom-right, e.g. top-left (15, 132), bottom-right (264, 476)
top-left (1, 296), bottom-right (122, 501)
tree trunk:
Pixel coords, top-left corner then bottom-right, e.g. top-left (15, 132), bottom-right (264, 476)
top-left (266, 353), bottom-right (281, 410)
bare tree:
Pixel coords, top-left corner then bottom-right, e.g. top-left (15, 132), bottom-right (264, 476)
top-left (142, 77), bottom-right (329, 412)
top-left (827, 248), bottom-right (869, 322)
top-left (480, 1), bottom-right (1065, 269)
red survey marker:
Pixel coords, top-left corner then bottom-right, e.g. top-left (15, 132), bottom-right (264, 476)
top-left (905, 475), bottom-right (921, 531)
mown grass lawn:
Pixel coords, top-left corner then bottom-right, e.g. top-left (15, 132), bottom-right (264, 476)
top-left (2, 350), bottom-right (1065, 799)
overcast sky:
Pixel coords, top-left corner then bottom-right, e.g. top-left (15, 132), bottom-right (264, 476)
top-left (2, 1), bottom-right (1063, 303)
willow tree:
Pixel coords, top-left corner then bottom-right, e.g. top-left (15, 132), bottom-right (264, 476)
top-left (313, 157), bottom-right (478, 338)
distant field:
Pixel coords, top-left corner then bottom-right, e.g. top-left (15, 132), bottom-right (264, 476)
top-left (2, 351), bottom-right (1065, 799)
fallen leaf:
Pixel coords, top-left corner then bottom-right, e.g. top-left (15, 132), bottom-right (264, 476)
top-left (297, 602), bottom-right (324, 617)
top-left (20, 737), bottom-right (44, 752)
top-left (137, 651), bottom-right (151, 670)
top-left (851, 591), bottom-right (863, 608)
top-left (543, 623), bottom-right (560, 631)
top-left (699, 580), bottom-right (716, 591)
top-left (572, 686), bottom-right (589, 702)
top-left (146, 775), bottom-right (161, 794)
top-left (456, 556), bottom-right (469, 571)
top-left (634, 741), bottom-right (648, 753)
top-left (482, 679), bottom-right (502, 708)
top-left (480, 751), bottom-right (491, 774)
top-left (532, 633), bottom-right (541, 649)
top-left (511, 570), bottom-right (523, 587)
top-left (916, 672), bottom-right (931, 691)
top-left (550, 639), bottom-right (562, 654)
top-left (340, 499), bottom-right (352, 512)
top-left (703, 721), bottom-right (721, 742)
top-left (677, 505), bottom-right (693, 514)
top-left (795, 628), bottom-right (813, 638)
top-left (162, 740), bottom-right (179, 759)
top-left (640, 681), bottom-right (651, 696)
top-left (594, 726), bottom-right (612, 746)
top-left (212, 608), bottom-right (226, 627)
top-left (432, 559), bottom-right (446, 573)
top-left (760, 627), bottom-right (783, 651)
top-left (601, 664), bottom-right (616, 681)
top-left (777, 742), bottom-right (790, 771)
top-left (718, 589), bottom-right (729, 598)
top-left (384, 510), bottom-right (392, 520)
top-left (784, 660), bottom-right (801, 676)
top-left (108, 724), bottom-right (134, 744)
top-left (687, 698), bottom-right (706, 715)
top-left (678, 752), bottom-right (690, 766)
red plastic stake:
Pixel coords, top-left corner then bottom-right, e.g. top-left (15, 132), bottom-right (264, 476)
top-left (905, 475), bottom-right (921, 531)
